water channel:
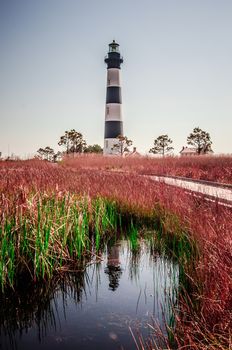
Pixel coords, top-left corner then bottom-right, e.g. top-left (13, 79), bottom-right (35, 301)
top-left (0, 235), bottom-right (179, 350)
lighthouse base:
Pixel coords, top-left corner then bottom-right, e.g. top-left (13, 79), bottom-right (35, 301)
top-left (103, 138), bottom-right (121, 155)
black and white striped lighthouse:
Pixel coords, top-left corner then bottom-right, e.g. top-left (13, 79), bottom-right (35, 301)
top-left (104, 40), bottom-right (123, 155)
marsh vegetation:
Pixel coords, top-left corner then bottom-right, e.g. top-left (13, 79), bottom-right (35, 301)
top-left (0, 156), bottom-right (231, 349)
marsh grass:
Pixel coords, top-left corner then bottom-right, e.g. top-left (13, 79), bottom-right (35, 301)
top-left (0, 190), bottom-right (199, 350)
top-left (62, 153), bottom-right (232, 184)
top-left (1, 159), bottom-right (231, 349)
top-left (1, 194), bottom-right (198, 350)
top-left (0, 190), bottom-right (197, 293)
top-left (0, 194), bottom-right (123, 290)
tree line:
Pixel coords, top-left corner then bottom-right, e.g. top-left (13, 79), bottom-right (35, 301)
top-left (37, 130), bottom-right (103, 161)
top-left (111, 127), bottom-right (213, 156)
top-left (37, 126), bottom-right (213, 161)
top-left (149, 127), bottom-right (212, 156)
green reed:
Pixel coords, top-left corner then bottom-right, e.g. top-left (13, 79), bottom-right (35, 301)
top-left (128, 220), bottom-right (139, 251)
top-left (0, 194), bottom-right (122, 290)
top-left (0, 192), bottom-right (198, 293)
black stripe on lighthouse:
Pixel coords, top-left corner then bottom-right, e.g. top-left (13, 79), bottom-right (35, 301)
top-left (106, 86), bottom-right (122, 104)
top-left (105, 52), bottom-right (123, 69)
top-left (104, 121), bottom-right (123, 138)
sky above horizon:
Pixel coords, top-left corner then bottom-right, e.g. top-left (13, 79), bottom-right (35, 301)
top-left (0, 0), bottom-right (232, 157)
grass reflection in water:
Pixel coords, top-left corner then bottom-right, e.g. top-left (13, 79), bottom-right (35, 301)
top-left (0, 234), bottom-right (179, 350)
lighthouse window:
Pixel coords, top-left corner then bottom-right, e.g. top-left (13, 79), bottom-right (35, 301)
top-left (106, 106), bottom-right (109, 115)
top-left (106, 141), bottom-right (108, 148)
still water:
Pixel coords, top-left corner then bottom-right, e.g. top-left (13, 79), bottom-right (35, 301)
top-left (0, 237), bottom-right (179, 350)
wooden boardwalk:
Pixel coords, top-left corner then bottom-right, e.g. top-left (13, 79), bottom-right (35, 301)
top-left (148, 175), bottom-right (232, 207)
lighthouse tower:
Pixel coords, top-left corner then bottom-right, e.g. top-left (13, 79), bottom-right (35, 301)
top-left (104, 40), bottom-right (123, 155)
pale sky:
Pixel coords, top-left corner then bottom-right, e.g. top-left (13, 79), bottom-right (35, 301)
top-left (0, 0), bottom-right (232, 157)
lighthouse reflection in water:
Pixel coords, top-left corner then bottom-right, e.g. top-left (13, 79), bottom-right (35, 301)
top-left (0, 237), bottom-right (179, 350)
top-left (105, 242), bottom-right (122, 291)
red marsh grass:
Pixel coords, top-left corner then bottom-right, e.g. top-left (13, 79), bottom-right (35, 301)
top-left (62, 153), bottom-right (232, 184)
top-left (0, 158), bottom-right (231, 349)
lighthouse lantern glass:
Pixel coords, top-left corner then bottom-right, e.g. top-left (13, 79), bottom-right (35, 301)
top-left (109, 43), bottom-right (119, 53)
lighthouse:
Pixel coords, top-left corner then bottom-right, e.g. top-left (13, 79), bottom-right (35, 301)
top-left (104, 40), bottom-right (123, 155)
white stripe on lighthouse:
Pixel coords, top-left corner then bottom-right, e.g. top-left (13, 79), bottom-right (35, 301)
top-left (105, 103), bottom-right (122, 121)
top-left (107, 68), bottom-right (121, 87)
top-left (104, 138), bottom-right (120, 154)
